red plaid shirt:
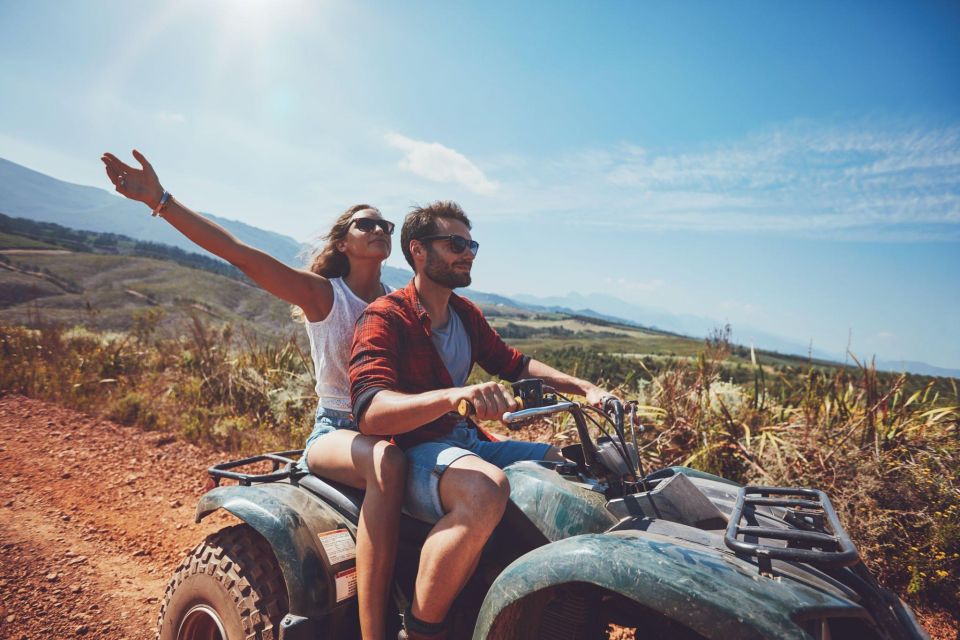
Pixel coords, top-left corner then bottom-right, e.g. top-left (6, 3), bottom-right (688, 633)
top-left (350, 279), bottom-right (529, 448)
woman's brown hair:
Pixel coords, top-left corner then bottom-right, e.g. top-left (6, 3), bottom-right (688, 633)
top-left (306, 203), bottom-right (380, 278)
top-left (292, 203), bottom-right (380, 321)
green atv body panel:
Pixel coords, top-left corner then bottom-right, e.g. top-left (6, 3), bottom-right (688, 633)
top-left (481, 461), bottom-right (881, 639)
top-left (504, 462), bottom-right (618, 542)
top-left (473, 532), bottom-right (869, 640)
top-left (196, 483), bottom-right (357, 625)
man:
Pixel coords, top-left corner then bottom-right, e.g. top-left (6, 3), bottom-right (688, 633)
top-left (349, 201), bottom-right (612, 640)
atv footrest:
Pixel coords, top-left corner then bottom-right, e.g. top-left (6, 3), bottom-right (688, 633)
top-left (724, 486), bottom-right (859, 572)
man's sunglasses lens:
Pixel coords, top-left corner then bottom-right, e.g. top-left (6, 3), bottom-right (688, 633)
top-left (449, 236), bottom-right (479, 254)
top-left (422, 234), bottom-right (479, 256)
top-left (353, 219), bottom-right (395, 234)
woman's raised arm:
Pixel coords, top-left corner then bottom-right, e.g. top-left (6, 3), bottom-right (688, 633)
top-left (101, 150), bottom-right (333, 321)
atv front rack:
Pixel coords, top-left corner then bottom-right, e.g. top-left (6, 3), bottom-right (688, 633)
top-left (206, 450), bottom-right (304, 487)
top-left (724, 486), bottom-right (859, 574)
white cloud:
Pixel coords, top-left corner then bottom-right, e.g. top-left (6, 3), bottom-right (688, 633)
top-left (384, 132), bottom-right (499, 196)
top-left (478, 119), bottom-right (960, 239)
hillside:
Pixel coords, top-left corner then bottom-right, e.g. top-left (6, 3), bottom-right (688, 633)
top-left (0, 248), bottom-right (293, 336)
top-left (0, 222), bottom-right (785, 360)
top-left (0, 216), bottom-right (535, 338)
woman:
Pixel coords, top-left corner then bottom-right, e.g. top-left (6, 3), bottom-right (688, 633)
top-left (101, 149), bottom-right (403, 640)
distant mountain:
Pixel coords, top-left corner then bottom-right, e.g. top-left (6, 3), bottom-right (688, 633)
top-left (0, 157), bottom-right (304, 267)
top-left (379, 266), bottom-right (537, 313)
top-left (877, 360), bottom-right (960, 379)
top-left (514, 291), bottom-right (845, 364)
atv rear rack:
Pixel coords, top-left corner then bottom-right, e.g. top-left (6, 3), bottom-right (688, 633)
top-left (206, 450), bottom-right (304, 487)
top-left (724, 486), bottom-right (859, 574)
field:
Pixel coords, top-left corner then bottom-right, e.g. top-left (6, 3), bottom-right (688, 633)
top-left (0, 250), bottom-right (292, 336)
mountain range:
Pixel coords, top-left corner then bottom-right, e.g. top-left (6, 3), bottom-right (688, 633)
top-left (2, 156), bottom-right (957, 379)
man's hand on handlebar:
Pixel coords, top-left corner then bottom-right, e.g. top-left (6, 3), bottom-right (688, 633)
top-left (583, 385), bottom-right (625, 410)
top-left (450, 381), bottom-right (519, 422)
top-left (585, 386), bottom-right (610, 407)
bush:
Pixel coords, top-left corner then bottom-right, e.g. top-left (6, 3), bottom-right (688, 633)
top-left (109, 391), bottom-right (158, 429)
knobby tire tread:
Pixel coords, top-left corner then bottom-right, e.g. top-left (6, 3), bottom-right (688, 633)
top-left (157, 524), bottom-right (288, 640)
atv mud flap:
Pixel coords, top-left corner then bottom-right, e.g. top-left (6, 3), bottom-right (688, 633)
top-left (196, 483), bottom-right (359, 629)
top-left (473, 532), bottom-right (870, 640)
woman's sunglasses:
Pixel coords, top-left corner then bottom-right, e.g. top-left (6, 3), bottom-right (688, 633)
top-left (351, 218), bottom-right (395, 235)
top-left (420, 234), bottom-right (480, 256)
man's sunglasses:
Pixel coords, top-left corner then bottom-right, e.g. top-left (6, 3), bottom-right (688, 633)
top-left (420, 234), bottom-right (480, 256)
top-left (350, 218), bottom-right (395, 235)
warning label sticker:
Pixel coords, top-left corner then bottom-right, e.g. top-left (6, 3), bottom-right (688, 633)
top-left (317, 529), bottom-right (357, 565)
top-left (335, 567), bottom-right (358, 602)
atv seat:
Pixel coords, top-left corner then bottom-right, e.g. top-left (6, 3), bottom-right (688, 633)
top-left (297, 473), bottom-right (433, 545)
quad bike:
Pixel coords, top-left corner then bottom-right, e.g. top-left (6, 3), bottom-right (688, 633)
top-left (158, 379), bottom-right (929, 640)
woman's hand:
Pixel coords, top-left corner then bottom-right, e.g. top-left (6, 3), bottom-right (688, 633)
top-left (101, 150), bottom-right (164, 210)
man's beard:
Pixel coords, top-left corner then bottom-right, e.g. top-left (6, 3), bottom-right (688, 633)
top-left (424, 247), bottom-right (471, 288)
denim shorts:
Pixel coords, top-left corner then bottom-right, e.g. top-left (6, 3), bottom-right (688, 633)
top-left (403, 421), bottom-right (551, 523)
top-left (296, 406), bottom-right (358, 472)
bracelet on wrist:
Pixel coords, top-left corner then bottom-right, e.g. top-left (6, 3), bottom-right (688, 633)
top-left (152, 190), bottom-right (172, 217)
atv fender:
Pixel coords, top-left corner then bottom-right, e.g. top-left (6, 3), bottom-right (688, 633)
top-left (473, 532), bottom-right (867, 640)
top-left (196, 483), bottom-right (356, 621)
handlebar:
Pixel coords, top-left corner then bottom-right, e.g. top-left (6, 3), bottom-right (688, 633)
top-left (456, 378), bottom-right (553, 423)
top-left (501, 401), bottom-right (579, 424)
top-left (454, 379), bottom-right (639, 495)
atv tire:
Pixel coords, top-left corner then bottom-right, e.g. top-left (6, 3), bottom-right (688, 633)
top-left (157, 524), bottom-right (288, 640)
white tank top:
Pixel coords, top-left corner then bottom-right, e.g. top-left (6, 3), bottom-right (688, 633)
top-left (304, 277), bottom-right (390, 411)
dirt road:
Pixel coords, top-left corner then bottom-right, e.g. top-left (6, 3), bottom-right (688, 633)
top-left (0, 396), bottom-right (235, 639)
top-left (0, 395), bottom-right (953, 640)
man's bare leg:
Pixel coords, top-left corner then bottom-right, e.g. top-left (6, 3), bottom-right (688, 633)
top-left (307, 430), bottom-right (406, 640)
top-left (409, 455), bottom-right (510, 624)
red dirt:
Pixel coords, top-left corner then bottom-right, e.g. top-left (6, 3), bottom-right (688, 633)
top-left (0, 395), bottom-right (955, 640)
top-left (0, 395), bottom-right (235, 640)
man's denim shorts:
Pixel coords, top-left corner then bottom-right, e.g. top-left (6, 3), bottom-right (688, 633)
top-left (403, 421), bottom-right (551, 523)
top-left (297, 406), bottom-right (358, 473)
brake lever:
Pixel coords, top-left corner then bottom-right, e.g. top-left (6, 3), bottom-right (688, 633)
top-left (501, 402), bottom-right (579, 426)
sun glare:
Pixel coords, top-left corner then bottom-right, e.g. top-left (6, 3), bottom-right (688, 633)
top-left (213, 0), bottom-right (310, 43)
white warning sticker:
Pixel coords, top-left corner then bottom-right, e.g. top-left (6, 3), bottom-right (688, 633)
top-left (335, 567), bottom-right (358, 602)
top-left (317, 529), bottom-right (357, 565)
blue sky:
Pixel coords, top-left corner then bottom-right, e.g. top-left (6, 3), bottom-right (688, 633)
top-left (1, 0), bottom-right (958, 368)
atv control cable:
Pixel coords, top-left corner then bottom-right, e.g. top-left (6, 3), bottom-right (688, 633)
top-left (556, 392), bottom-right (636, 480)
top-left (626, 401), bottom-right (647, 486)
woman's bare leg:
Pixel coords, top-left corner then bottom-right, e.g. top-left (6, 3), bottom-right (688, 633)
top-left (307, 430), bottom-right (406, 640)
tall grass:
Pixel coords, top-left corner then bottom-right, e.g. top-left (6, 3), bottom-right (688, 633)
top-left (619, 329), bottom-right (960, 618)
top-left (0, 312), bottom-right (315, 452)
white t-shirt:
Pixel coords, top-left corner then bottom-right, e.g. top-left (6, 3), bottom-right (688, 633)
top-left (303, 277), bottom-right (390, 411)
